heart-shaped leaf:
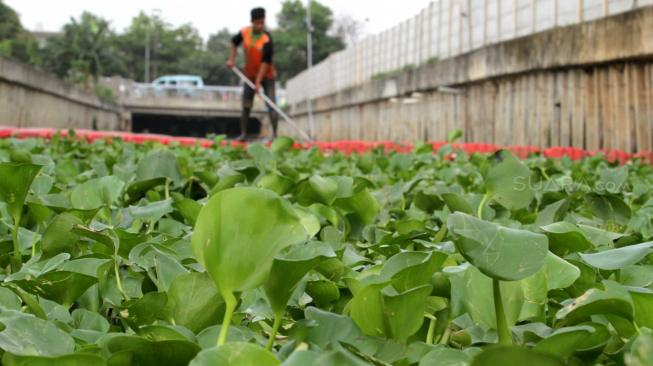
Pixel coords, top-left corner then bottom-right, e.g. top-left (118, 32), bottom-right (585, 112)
top-left (0, 163), bottom-right (42, 224)
top-left (192, 187), bottom-right (308, 295)
top-left (349, 283), bottom-right (432, 342)
top-left (136, 149), bottom-right (182, 185)
top-left (70, 176), bottom-right (125, 210)
top-left (579, 242), bottom-right (653, 270)
top-left (484, 151), bottom-right (534, 210)
top-left (264, 241), bottom-right (335, 315)
top-left (447, 212), bottom-right (548, 281)
top-left (2, 353), bottom-right (107, 366)
top-left (192, 187), bottom-right (307, 345)
top-left (470, 346), bottom-right (564, 366)
top-left (0, 310), bottom-right (75, 356)
top-left (163, 272), bottom-right (224, 333)
top-left (190, 343), bottom-right (280, 366)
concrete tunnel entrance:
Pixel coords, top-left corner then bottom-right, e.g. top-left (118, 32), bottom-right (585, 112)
top-left (131, 113), bottom-right (261, 138)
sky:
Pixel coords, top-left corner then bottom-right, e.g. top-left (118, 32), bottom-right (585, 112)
top-left (6, 0), bottom-right (432, 40)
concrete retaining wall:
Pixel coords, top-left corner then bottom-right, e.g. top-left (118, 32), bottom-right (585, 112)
top-left (286, 6), bottom-right (653, 152)
top-left (0, 57), bottom-right (122, 130)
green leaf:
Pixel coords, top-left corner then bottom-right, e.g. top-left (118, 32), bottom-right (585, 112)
top-left (556, 281), bottom-right (633, 324)
top-left (72, 308), bottom-right (109, 332)
top-left (625, 329), bottom-right (653, 366)
top-left (306, 280), bottom-right (340, 307)
top-left (70, 176), bottom-right (125, 210)
top-left (164, 272), bottom-right (224, 333)
top-left (540, 222), bottom-right (594, 255)
top-left (248, 143), bottom-right (275, 168)
top-left (271, 136), bottom-right (294, 154)
top-left (446, 253), bottom-right (579, 329)
top-left (349, 283), bottom-right (432, 342)
top-left (136, 150), bottom-right (182, 185)
top-left (379, 251), bottom-right (447, 292)
top-left (40, 213), bottom-right (83, 258)
top-left (294, 206), bottom-right (321, 238)
top-left (335, 187), bottom-right (380, 225)
top-left (470, 346), bottom-right (564, 366)
top-left (125, 177), bottom-right (167, 203)
top-left (0, 287), bottom-right (22, 311)
top-left (106, 335), bottom-right (200, 365)
top-left (532, 326), bottom-right (595, 359)
top-left (171, 193), bottom-right (201, 226)
top-left (629, 288), bottom-right (653, 329)
top-left (257, 173), bottom-right (294, 195)
top-left (264, 241), bottom-right (335, 315)
top-left (584, 193), bottom-right (631, 226)
top-left (71, 226), bottom-right (118, 253)
top-left (442, 193), bottom-right (474, 215)
top-left (419, 346), bottom-right (471, 366)
top-left (2, 353), bottom-right (107, 366)
top-left (298, 175), bottom-right (339, 206)
top-left (0, 163), bottom-right (42, 222)
top-left (0, 310), bottom-right (75, 356)
top-left (189, 343), bottom-right (280, 366)
top-left (447, 129), bottom-right (464, 143)
top-left (211, 174), bottom-right (245, 194)
top-left (121, 292), bottom-right (168, 328)
top-left (192, 187), bottom-right (308, 295)
top-left (598, 165), bottom-right (628, 194)
top-left (579, 242), bottom-right (653, 270)
top-left (128, 199), bottom-right (173, 222)
top-left (485, 151), bottom-right (534, 210)
top-left (14, 271), bottom-right (97, 308)
top-left (447, 212), bottom-right (548, 281)
top-left (534, 199), bottom-right (569, 227)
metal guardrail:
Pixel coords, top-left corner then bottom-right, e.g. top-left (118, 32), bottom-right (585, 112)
top-left (128, 83), bottom-right (243, 102)
top-left (117, 83), bottom-right (288, 107)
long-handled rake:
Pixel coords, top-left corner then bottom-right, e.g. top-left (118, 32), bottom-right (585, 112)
top-left (231, 67), bottom-right (312, 141)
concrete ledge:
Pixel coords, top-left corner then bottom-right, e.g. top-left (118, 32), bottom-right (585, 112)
top-left (290, 6), bottom-right (653, 116)
top-left (0, 57), bottom-right (119, 113)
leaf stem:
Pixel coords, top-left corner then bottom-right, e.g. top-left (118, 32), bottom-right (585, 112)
top-left (477, 193), bottom-right (489, 219)
top-left (439, 326), bottom-right (451, 345)
top-left (493, 279), bottom-right (511, 345)
top-left (266, 312), bottom-right (283, 351)
top-left (30, 224), bottom-right (40, 259)
top-left (426, 316), bottom-right (437, 345)
top-left (218, 290), bottom-right (237, 346)
top-left (11, 219), bottom-right (21, 272)
top-left (164, 178), bottom-right (171, 200)
top-left (114, 258), bottom-right (128, 300)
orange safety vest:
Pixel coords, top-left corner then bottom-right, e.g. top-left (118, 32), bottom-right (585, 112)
top-left (241, 26), bottom-right (276, 81)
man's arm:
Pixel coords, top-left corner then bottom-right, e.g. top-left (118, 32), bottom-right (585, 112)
top-left (254, 63), bottom-right (269, 92)
top-left (227, 46), bottom-right (238, 68)
top-left (254, 37), bottom-right (274, 92)
top-left (227, 31), bottom-right (243, 68)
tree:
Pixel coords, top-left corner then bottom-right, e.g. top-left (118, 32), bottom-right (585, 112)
top-left (332, 14), bottom-right (365, 46)
top-left (0, 0), bottom-right (39, 64)
top-left (177, 50), bottom-right (235, 86)
top-left (0, 0), bottom-right (22, 39)
top-left (40, 12), bottom-right (126, 87)
top-left (116, 12), bottom-right (202, 82)
top-left (176, 28), bottom-right (241, 85)
top-left (273, 0), bottom-right (345, 84)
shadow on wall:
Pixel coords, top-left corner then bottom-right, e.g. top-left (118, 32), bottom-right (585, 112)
top-left (131, 114), bottom-right (261, 138)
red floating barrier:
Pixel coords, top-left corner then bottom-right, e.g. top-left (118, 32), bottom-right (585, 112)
top-left (0, 128), bottom-right (650, 164)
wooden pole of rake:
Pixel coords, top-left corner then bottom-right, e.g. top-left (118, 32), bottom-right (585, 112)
top-left (231, 67), bottom-right (313, 141)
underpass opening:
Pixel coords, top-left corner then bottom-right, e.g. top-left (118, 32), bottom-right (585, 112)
top-left (131, 113), bottom-right (261, 138)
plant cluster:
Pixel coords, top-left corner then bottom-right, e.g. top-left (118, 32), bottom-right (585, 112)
top-left (0, 135), bottom-right (651, 365)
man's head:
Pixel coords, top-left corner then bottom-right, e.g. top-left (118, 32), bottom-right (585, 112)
top-left (251, 7), bottom-right (266, 33)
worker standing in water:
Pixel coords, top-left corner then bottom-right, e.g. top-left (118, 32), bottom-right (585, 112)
top-left (227, 7), bottom-right (278, 141)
